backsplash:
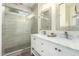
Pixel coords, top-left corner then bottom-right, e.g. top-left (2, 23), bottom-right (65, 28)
top-left (39, 30), bottom-right (79, 39)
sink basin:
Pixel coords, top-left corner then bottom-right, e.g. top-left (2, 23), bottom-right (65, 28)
top-left (47, 35), bottom-right (56, 37)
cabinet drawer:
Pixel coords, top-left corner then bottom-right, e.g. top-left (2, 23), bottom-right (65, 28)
top-left (35, 38), bottom-right (44, 55)
top-left (31, 36), bottom-right (37, 50)
top-left (49, 42), bottom-right (79, 56)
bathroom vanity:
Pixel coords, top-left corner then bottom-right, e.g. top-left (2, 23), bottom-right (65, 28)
top-left (31, 34), bottom-right (79, 56)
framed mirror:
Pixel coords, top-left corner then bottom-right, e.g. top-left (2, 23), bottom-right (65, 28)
top-left (40, 8), bottom-right (51, 30)
top-left (58, 3), bottom-right (79, 31)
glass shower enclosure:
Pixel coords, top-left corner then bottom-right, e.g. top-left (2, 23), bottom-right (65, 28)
top-left (2, 6), bottom-right (32, 55)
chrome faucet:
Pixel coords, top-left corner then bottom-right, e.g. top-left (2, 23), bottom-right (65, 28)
top-left (64, 32), bottom-right (69, 39)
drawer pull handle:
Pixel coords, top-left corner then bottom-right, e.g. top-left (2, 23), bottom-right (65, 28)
top-left (55, 48), bottom-right (57, 50)
top-left (58, 49), bottom-right (61, 52)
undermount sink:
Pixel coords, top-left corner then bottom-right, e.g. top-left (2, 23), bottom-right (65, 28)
top-left (47, 34), bottom-right (56, 37)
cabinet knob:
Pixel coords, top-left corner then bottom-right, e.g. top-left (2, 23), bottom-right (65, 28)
top-left (32, 48), bottom-right (34, 50)
top-left (55, 48), bottom-right (57, 50)
top-left (58, 49), bottom-right (61, 52)
top-left (41, 50), bottom-right (44, 52)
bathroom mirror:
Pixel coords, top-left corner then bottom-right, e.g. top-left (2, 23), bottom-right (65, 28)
top-left (56, 3), bottom-right (79, 31)
top-left (40, 9), bottom-right (51, 30)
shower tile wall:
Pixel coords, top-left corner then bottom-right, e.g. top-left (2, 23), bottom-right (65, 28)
top-left (2, 11), bottom-right (31, 55)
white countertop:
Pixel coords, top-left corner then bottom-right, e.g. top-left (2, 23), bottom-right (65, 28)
top-left (32, 34), bottom-right (79, 51)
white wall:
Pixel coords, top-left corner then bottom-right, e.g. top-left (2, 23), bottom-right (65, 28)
top-left (0, 3), bottom-right (2, 56)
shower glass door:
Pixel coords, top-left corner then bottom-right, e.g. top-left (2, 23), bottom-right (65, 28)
top-left (2, 6), bottom-right (31, 55)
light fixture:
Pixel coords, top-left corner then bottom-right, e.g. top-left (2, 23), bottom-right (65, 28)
top-left (19, 11), bottom-right (29, 16)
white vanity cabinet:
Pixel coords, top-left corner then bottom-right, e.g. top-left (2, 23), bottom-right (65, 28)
top-left (31, 36), bottom-right (50, 56)
top-left (49, 42), bottom-right (79, 56)
top-left (31, 34), bottom-right (79, 56)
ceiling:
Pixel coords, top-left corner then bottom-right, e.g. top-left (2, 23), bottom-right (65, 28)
top-left (3, 3), bottom-right (36, 12)
top-left (21, 3), bottom-right (35, 8)
top-left (13, 3), bottom-right (35, 9)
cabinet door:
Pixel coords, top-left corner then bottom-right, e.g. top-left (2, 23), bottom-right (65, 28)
top-left (39, 39), bottom-right (55, 56)
top-left (31, 36), bottom-right (37, 50)
top-left (39, 39), bottom-right (51, 56)
top-left (35, 38), bottom-right (53, 56)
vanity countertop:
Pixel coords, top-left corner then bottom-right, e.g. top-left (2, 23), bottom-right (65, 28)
top-left (32, 34), bottom-right (79, 51)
